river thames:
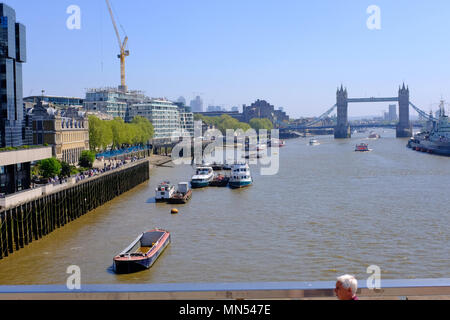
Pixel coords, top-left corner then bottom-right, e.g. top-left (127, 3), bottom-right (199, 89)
top-left (0, 129), bottom-right (448, 285)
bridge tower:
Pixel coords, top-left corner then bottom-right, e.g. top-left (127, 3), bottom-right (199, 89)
top-left (334, 85), bottom-right (351, 139)
top-left (396, 83), bottom-right (412, 138)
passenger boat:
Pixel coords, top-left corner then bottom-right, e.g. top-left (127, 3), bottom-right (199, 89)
top-left (113, 228), bottom-right (170, 274)
top-left (309, 139), bottom-right (320, 146)
top-left (229, 163), bottom-right (252, 188)
top-left (168, 182), bottom-right (192, 204)
top-left (355, 143), bottom-right (372, 152)
top-left (190, 166), bottom-right (215, 188)
top-left (155, 182), bottom-right (175, 202)
top-left (209, 174), bottom-right (230, 187)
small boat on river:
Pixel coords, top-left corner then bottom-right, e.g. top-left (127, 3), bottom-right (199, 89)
top-left (355, 143), bottom-right (372, 152)
top-left (113, 228), bottom-right (171, 274)
top-left (168, 182), bottom-right (192, 204)
top-left (368, 131), bottom-right (380, 139)
top-left (155, 182), bottom-right (175, 202)
top-left (209, 174), bottom-right (230, 187)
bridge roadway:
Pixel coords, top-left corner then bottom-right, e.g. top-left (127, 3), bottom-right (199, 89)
top-left (0, 279), bottom-right (449, 300)
top-left (281, 123), bottom-right (422, 131)
top-left (347, 97), bottom-right (399, 103)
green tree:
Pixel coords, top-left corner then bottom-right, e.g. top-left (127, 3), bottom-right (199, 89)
top-left (39, 158), bottom-right (62, 179)
top-left (131, 116), bottom-right (154, 144)
top-left (196, 114), bottom-right (251, 134)
top-left (88, 115), bottom-right (113, 151)
top-left (79, 150), bottom-right (96, 168)
top-left (60, 161), bottom-right (71, 178)
top-left (249, 118), bottom-right (274, 131)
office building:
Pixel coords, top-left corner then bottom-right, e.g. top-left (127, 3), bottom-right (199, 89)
top-left (242, 99), bottom-right (289, 125)
top-left (0, 4), bottom-right (52, 196)
top-left (190, 96), bottom-right (203, 113)
top-left (389, 104), bottom-right (398, 121)
top-left (128, 99), bottom-right (194, 142)
top-left (84, 87), bottom-right (147, 120)
top-left (24, 95), bottom-right (84, 108)
top-left (0, 4), bottom-right (26, 147)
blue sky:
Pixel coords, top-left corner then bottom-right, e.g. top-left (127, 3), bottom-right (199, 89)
top-left (4, 0), bottom-right (450, 117)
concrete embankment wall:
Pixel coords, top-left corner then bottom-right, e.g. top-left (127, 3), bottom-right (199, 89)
top-left (0, 160), bottom-right (150, 260)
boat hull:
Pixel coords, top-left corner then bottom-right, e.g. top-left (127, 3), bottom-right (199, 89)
top-left (190, 181), bottom-right (210, 188)
top-left (409, 140), bottom-right (450, 156)
top-left (113, 234), bottom-right (170, 274)
top-left (229, 180), bottom-right (252, 189)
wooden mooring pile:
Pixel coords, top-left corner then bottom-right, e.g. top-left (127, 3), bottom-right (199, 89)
top-left (0, 160), bottom-right (149, 259)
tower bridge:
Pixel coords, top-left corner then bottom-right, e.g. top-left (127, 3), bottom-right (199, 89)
top-left (285, 84), bottom-right (434, 139)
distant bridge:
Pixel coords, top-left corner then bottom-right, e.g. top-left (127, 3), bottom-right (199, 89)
top-left (283, 84), bottom-right (435, 139)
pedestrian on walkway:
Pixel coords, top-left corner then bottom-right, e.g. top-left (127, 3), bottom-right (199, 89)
top-left (335, 275), bottom-right (359, 300)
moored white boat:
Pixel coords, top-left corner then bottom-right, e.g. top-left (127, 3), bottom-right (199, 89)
top-left (155, 182), bottom-right (175, 202)
top-left (309, 139), bottom-right (320, 146)
top-left (190, 166), bottom-right (215, 188)
top-left (229, 163), bottom-right (252, 188)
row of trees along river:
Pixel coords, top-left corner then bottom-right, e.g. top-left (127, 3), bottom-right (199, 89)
top-left (194, 114), bottom-right (274, 133)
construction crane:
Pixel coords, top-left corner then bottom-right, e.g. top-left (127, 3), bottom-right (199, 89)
top-left (105, 0), bottom-right (129, 92)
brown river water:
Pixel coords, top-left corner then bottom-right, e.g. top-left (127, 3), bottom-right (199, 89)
top-left (0, 129), bottom-right (449, 285)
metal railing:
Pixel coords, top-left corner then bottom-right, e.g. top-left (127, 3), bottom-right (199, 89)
top-left (0, 279), bottom-right (449, 300)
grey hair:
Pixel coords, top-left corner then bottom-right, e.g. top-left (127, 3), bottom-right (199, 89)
top-left (337, 274), bottom-right (358, 295)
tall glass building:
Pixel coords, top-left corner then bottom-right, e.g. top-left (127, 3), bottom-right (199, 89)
top-left (0, 4), bottom-right (26, 147)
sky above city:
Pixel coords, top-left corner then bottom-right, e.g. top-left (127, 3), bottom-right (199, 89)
top-left (4, 0), bottom-right (450, 118)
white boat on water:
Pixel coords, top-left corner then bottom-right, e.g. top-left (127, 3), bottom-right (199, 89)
top-left (155, 182), bottom-right (175, 202)
top-left (229, 163), bottom-right (252, 188)
top-left (191, 167), bottom-right (215, 188)
top-left (309, 139), bottom-right (320, 146)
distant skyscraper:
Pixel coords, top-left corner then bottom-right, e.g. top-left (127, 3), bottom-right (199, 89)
top-left (231, 106), bottom-right (239, 112)
top-left (0, 4), bottom-right (27, 147)
top-left (389, 104), bottom-right (397, 121)
top-left (190, 96), bottom-right (203, 113)
top-left (177, 96), bottom-right (186, 106)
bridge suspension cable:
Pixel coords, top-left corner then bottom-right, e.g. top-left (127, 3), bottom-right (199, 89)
top-left (304, 104), bottom-right (337, 127)
top-left (409, 102), bottom-right (437, 122)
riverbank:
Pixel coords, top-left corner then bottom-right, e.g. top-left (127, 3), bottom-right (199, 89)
top-left (0, 160), bottom-right (150, 260)
top-left (149, 154), bottom-right (172, 168)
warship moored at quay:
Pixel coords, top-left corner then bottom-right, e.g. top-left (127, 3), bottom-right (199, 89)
top-left (407, 101), bottom-right (450, 156)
